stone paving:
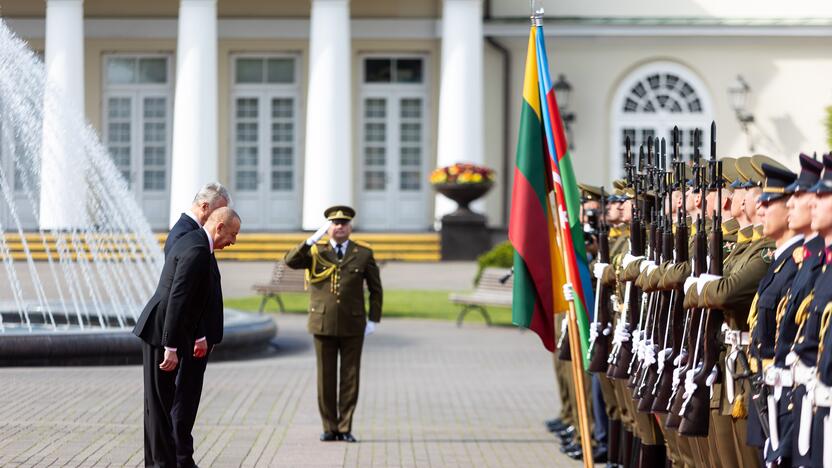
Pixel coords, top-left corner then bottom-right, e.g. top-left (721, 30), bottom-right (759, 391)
top-left (0, 314), bottom-right (582, 467)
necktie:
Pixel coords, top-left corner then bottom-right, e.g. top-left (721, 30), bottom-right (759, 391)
top-left (336, 244), bottom-right (343, 260)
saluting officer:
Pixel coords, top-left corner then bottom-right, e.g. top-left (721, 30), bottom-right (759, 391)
top-left (284, 206), bottom-right (383, 443)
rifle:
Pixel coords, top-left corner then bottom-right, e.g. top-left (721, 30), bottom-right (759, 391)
top-left (653, 127), bottom-right (688, 413)
top-left (628, 138), bottom-right (658, 390)
top-left (637, 138), bottom-right (671, 412)
top-left (667, 128), bottom-right (706, 429)
top-left (608, 139), bottom-right (644, 379)
top-left (679, 123), bottom-right (723, 437)
top-left (588, 186), bottom-right (612, 372)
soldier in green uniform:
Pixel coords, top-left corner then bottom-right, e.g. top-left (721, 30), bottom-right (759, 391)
top-left (284, 206), bottom-right (383, 443)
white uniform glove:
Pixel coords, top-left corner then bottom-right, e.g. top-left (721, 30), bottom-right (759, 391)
top-left (697, 273), bottom-right (722, 294)
top-left (306, 221), bottom-right (332, 245)
top-left (593, 262), bottom-right (609, 279)
top-left (365, 321), bottom-right (378, 336)
top-left (562, 283), bottom-right (575, 302)
top-left (623, 253), bottom-right (645, 269)
top-left (683, 276), bottom-right (698, 294)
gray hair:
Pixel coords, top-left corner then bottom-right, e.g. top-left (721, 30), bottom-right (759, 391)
top-left (192, 182), bottom-right (231, 209)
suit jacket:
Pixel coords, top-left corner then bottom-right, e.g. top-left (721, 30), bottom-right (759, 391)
top-left (162, 213), bottom-right (224, 345)
top-left (284, 240), bottom-right (382, 336)
top-left (164, 213), bottom-right (200, 257)
top-left (133, 229), bottom-right (222, 348)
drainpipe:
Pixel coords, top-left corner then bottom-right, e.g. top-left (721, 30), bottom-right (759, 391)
top-left (484, 0), bottom-right (511, 229)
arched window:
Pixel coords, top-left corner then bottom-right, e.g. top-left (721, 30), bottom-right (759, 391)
top-left (610, 61), bottom-right (714, 178)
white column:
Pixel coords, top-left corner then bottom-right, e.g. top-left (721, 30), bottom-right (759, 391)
top-left (168, 0), bottom-right (218, 228)
top-left (302, 0), bottom-right (352, 230)
top-left (40, 0), bottom-right (86, 229)
top-left (435, 0), bottom-right (484, 222)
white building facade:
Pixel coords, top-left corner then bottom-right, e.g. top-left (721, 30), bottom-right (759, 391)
top-left (2, 0), bottom-right (832, 231)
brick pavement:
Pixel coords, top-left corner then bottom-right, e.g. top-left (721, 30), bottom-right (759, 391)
top-left (0, 315), bottom-right (582, 467)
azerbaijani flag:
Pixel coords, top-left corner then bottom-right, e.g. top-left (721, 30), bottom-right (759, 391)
top-left (509, 27), bottom-right (569, 353)
top-left (534, 25), bottom-right (595, 369)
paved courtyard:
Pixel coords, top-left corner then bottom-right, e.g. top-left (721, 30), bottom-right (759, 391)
top-left (0, 314), bottom-right (581, 467)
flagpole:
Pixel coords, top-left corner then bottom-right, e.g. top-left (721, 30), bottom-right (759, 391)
top-left (531, 4), bottom-right (593, 466)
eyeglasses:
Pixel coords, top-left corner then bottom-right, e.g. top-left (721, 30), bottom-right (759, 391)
top-left (332, 220), bottom-right (350, 226)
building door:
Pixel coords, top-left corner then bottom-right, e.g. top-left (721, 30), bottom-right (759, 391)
top-left (358, 56), bottom-right (429, 231)
top-left (610, 61), bottom-right (714, 181)
top-left (103, 55), bottom-right (172, 230)
top-left (230, 56), bottom-right (301, 230)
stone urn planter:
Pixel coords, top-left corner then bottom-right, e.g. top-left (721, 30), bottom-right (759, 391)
top-left (432, 181), bottom-right (494, 216)
top-left (430, 164), bottom-right (496, 261)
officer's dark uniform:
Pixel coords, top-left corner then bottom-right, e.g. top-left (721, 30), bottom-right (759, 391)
top-left (763, 154), bottom-right (824, 464)
top-left (746, 164), bottom-right (802, 457)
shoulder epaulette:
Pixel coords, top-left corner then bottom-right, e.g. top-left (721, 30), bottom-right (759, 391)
top-left (353, 240), bottom-right (373, 249)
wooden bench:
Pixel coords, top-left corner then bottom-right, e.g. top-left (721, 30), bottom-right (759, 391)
top-left (449, 267), bottom-right (512, 327)
top-left (251, 261), bottom-right (307, 313)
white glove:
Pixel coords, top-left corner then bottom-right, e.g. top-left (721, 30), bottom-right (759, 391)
top-left (593, 262), bottom-right (609, 279)
top-left (697, 273), bottom-right (722, 294)
top-left (683, 276), bottom-right (698, 294)
top-left (622, 253), bottom-right (644, 269)
top-left (306, 221), bottom-right (332, 245)
top-left (640, 260), bottom-right (655, 273)
top-left (364, 321), bottom-right (378, 336)
top-left (562, 283), bottom-right (575, 302)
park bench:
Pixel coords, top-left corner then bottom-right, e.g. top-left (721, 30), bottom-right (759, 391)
top-left (449, 267), bottom-right (512, 327)
top-left (252, 261), bottom-right (307, 313)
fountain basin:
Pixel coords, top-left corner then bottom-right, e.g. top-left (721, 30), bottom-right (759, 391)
top-left (0, 309), bottom-right (277, 366)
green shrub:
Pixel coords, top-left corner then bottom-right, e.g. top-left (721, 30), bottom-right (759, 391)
top-left (474, 241), bottom-right (514, 285)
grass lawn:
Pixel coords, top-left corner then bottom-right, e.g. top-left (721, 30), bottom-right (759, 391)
top-left (225, 290), bottom-right (514, 326)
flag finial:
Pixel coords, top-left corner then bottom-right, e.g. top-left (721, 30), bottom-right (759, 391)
top-left (530, 0), bottom-right (544, 26)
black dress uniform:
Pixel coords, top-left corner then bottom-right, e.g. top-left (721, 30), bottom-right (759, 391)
top-left (747, 164), bottom-right (802, 457)
top-left (764, 154), bottom-right (824, 464)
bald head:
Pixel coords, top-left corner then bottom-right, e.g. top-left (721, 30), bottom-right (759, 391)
top-left (205, 207), bottom-right (241, 250)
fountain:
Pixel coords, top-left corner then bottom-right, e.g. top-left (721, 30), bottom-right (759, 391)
top-left (0, 20), bottom-right (275, 365)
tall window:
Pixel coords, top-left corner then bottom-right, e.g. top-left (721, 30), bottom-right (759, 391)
top-left (358, 56), bottom-right (430, 231)
top-left (230, 55), bottom-right (301, 230)
top-left (103, 54), bottom-right (173, 229)
top-left (611, 62), bottom-right (713, 178)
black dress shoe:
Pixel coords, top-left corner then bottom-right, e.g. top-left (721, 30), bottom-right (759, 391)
top-left (556, 425), bottom-right (576, 439)
top-left (546, 418), bottom-right (568, 432)
top-left (320, 431), bottom-right (338, 442)
top-left (560, 441), bottom-right (581, 454)
top-left (339, 432), bottom-right (357, 443)
top-left (566, 447), bottom-right (583, 460)
top-left (592, 445), bottom-right (608, 463)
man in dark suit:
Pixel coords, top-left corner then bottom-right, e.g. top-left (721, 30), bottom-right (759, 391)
top-left (135, 207), bottom-right (240, 468)
top-left (164, 183), bottom-right (230, 468)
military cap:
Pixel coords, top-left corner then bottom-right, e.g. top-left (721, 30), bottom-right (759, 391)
top-left (786, 153), bottom-right (824, 193)
top-left (729, 157), bottom-right (749, 189)
top-left (809, 153), bottom-right (832, 194)
top-left (719, 157), bottom-right (739, 188)
top-left (324, 205), bottom-right (356, 221)
top-left (578, 183), bottom-right (603, 202)
top-left (758, 164), bottom-right (797, 203)
top-left (736, 156), bottom-right (760, 188)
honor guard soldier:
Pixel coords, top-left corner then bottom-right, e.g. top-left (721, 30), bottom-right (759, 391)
top-left (805, 154), bottom-right (832, 466)
top-left (763, 154), bottom-right (824, 465)
top-left (744, 163), bottom-right (803, 459)
top-left (284, 206), bottom-right (383, 443)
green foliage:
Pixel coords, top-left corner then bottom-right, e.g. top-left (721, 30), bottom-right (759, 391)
top-left (474, 241), bottom-right (514, 285)
top-left (225, 290), bottom-right (514, 326)
top-left (827, 106), bottom-right (832, 150)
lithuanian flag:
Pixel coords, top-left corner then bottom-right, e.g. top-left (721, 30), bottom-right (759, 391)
top-left (534, 26), bottom-right (595, 368)
top-left (509, 27), bottom-right (569, 353)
